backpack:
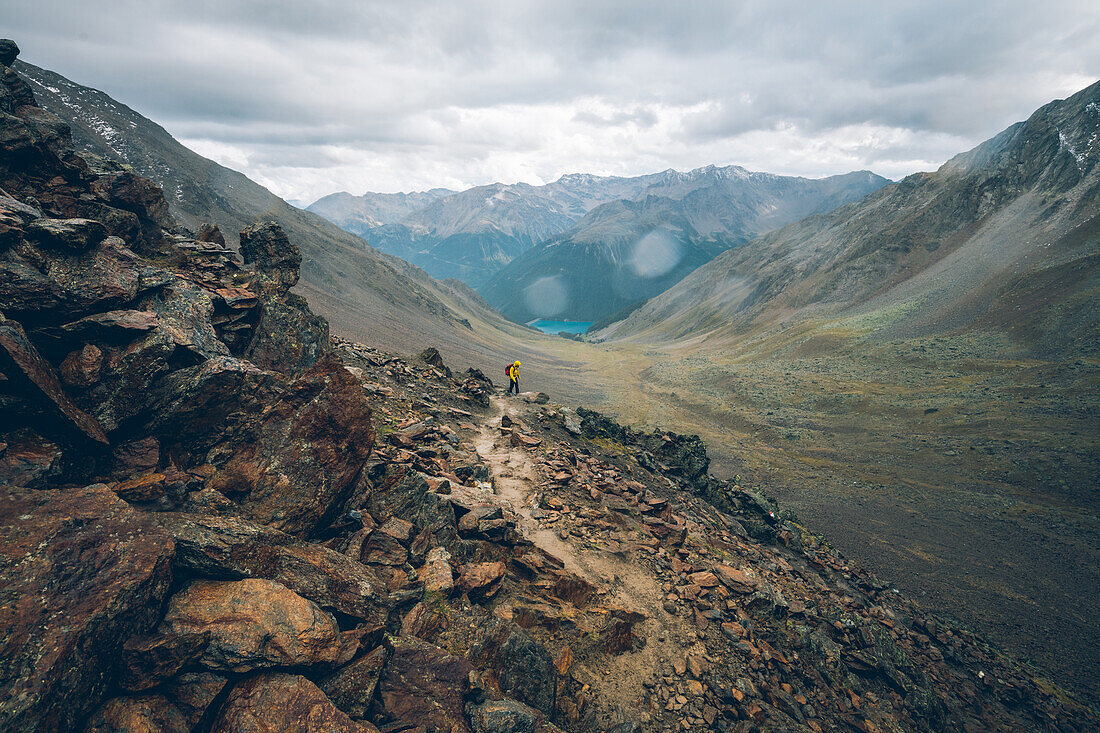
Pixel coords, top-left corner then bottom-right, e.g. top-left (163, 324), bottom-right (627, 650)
top-left (505, 364), bottom-right (513, 378)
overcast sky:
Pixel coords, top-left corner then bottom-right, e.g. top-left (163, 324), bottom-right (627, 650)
top-left (6, 1), bottom-right (1100, 203)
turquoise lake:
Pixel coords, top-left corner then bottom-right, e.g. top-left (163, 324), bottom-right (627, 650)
top-left (527, 320), bottom-right (594, 335)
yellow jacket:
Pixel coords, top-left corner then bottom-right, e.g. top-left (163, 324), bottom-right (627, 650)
top-left (507, 364), bottom-right (520, 381)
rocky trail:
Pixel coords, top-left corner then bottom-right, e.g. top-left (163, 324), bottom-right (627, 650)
top-left (474, 396), bottom-right (703, 727)
top-left (0, 40), bottom-right (1098, 733)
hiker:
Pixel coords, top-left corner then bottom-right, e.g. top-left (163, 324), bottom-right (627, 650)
top-left (506, 360), bottom-right (521, 395)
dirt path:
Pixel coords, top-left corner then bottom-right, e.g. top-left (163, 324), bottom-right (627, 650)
top-left (474, 396), bottom-right (705, 724)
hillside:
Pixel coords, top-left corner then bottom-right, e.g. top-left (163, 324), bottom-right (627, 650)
top-left (481, 168), bottom-right (888, 323)
top-left (12, 60), bottom-right (528, 369)
top-left (2, 41), bottom-right (1097, 732)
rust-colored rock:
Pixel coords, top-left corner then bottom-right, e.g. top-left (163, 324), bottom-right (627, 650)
top-left (229, 355), bottom-right (375, 536)
top-left (239, 222), bottom-right (301, 290)
top-left (0, 485), bottom-right (175, 733)
top-left (120, 631), bottom-right (209, 692)
top-left (158, 578), bottom-right (340, 673)
top-left (60, 343), bottom-right (103, 388)
top-left (712, 564), bottom-right (759, 594)
top-left (162, 672), bottom-right (227, 729)
top-left (420, 546), bottom-right (455, 594)
top-left (112, 471), bottom-right (167, 502)
top-left (457, 561), bottom-right (507, 600)
top-left (377, 636), bottom-right (473, 732)
top-left (0, 431), bottom-right (62, 488)
top-left (156, 512), bottom-right (390, 623)
top-left (212, 673), bottom-right (378, 733)
top-left (401, 602), bottom-right (449, 640)
top-left (360, 528), bottom-right (408, 566)
top-left (320, 645), bottom-right (389, 720)
top-left (111, 435), bottom-right (160, 477)
top-left (60, 308), bottom-right (160, 336)
top-left (83, 694), bottom-right (190, 733)
top-left (24, 217), bottom-right (107, 250)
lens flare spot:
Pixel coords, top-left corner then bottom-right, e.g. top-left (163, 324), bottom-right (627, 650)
top-left (629, 230), bottom-right (681, 278)
top-left (524, 275), bottom-right (567, 317)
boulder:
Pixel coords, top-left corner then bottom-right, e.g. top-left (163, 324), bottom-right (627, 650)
top-left (239, 222), bottom-right (300, 290)
top-left (111, 435), bottom-right (160, 477)
top-left (366, 465), bottom-right (459, 550)
top-left (212, 673), bottom-right (379, 733)
top-left (0, 485), bottom-right (175, 733)
top-left (420, 546), bottom-right (455, 593)
top-left (242, 291), bottom-right (330, 374)
top-left (457, 561), bottom-right (507, 600)
top-left (112, 472), bottom-right (167, 502)
top-left (156, 513), bottom-right (390, 623)
top-left (16, 236), bottom-right (143, 318)
top-left (83, 695), bottom-right (190, 733)
top-left (0, 39), bottom-right (19, 67)
top-left (359, 528), bottom-right (408, 566)
top-left (81, 278), bottom-right (232, 432)
top-left (120, 631), bottom-right (209, 692)
top-left (560, 408), bottom-right (582, 435)
top-left (377, 635), bottom-right (473, 732)
top-left (228, 355), bottom-right (376, 537)
top-left (59, 308), bottom-right (159, 336)
top-left (319, 645), bottom-right (389, 720)
top-left (469, 699), bottom-right (558, 733)
top-left (157, 578), bottom-right (341, 673)
top-left (0, 430), bottom-right (63, 487)
top-left (162, 672), bottom-right (228, 729)
top-left (146, 356), bottom-right (274, 455)
top-left (435, 607), bottom-right (556, 716)
top-left (24, 217), bottom-right (107, 250)
top-left (195, 223), bottom-right (226, 246)
top-left (419, 346), bottom-right (452, 376)
top-left (59, 343), bottom-right (103, 388)
top-left (712, 564), bottom-right (759, 594)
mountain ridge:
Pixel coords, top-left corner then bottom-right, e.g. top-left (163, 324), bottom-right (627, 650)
top-left (307, 165), bottom-right (889, 297)
top-left (595, 79), bottom-right (1100, 353)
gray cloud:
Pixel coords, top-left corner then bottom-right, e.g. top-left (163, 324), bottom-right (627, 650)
top-left (4, 0), bottom-right (1098, 201)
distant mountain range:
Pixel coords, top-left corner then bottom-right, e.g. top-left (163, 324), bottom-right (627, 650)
top-left (307, 171), bottom-right (676, 286)
top-left (594, 80), bottom-right (1100, 360)
top-left (310, 166), bottom-right (889, 321)
top-left (480, 167), bottom-right (888, 323)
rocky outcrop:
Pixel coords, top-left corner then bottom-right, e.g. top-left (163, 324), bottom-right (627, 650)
top-left (376, 635), bottom-right (474, 732)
